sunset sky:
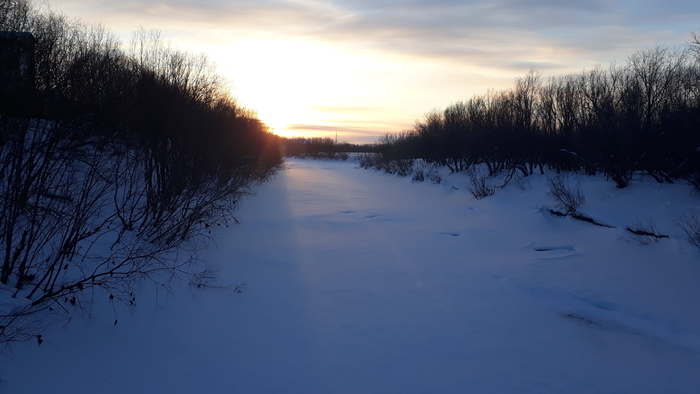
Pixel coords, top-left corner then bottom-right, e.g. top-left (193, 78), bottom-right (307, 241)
top-left (47, 0), bottom-right (699, 143)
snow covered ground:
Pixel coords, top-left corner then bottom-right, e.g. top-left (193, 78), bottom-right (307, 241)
top-left (3, 157), bottom-right (700, 393)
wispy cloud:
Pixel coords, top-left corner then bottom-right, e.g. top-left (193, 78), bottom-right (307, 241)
top-left (310, 105), bottom-right (386, 115)
top-left (285, 122), bottom-right (398, 143)
top-left (55, 0), bottom-right (699, 69)
top-left (287, 124), bottom-right (366, 132)
top-left (47, 0), bottom-right (700, 142)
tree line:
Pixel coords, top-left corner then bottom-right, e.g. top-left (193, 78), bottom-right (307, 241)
top-left (283, 137), bottom-right (374, 159)
top-left (370, 37), bottom-right (700, 189)
top-left (0, 0), bottom-right (281, 343)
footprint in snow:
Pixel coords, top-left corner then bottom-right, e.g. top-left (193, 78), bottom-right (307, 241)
top-left (560, 296), bottom-right (700, 352)
top-left (533, 245), bottom-right (576, 252)
top-left (561, 313), bottom-right (604, 328)
top-left (532, 245), bottom-right (580, 259)
top-left (503, 280), bottom-right (700, 352)
top-left (438, 232), bottom-right (461, 237)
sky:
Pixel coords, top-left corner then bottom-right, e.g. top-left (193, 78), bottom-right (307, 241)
top-left (45, 0), bottom-right (700, 143)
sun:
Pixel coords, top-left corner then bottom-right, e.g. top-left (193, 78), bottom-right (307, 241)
top-left (255, 105), bottom-right (301, 138)
top-left (218, 38), bottom-right (372, 140)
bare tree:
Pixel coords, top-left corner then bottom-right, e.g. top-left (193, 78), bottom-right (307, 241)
top-left (1, 0), bottom-right (282, 345)
top-left (0, 0), bottom-right (32, 31)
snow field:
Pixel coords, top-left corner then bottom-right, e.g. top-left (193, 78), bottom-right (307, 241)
top-left (3, 158), bottom-right (700, 393)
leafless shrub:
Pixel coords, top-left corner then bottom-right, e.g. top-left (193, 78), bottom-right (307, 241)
top-left (469, 168), bottom-right (495, 199)
top-left (547, 175), bottom-right (585, 214)
top-left (689, 172), bottom-right (700, 194)
top-left (678, 212), bottom-right (700, 250)
top-left (623, 219), bottom-right (668, 245)
top-left (0, 119), bottom-right (255, 344)
top-left (359, 153), bottom-right (380, 169)
top-left (384, 159), bottom-right (414, 177)
top-left (514, 175), bottom-right (530, 191)
top-left (0, 0), bottom-right (280, 347)
top-left (412, 165), bottom-right (425, 182)
top-left (362, 156), bottom-right (414, 177)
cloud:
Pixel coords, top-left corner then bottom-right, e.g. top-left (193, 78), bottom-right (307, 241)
top-left (193, 0), bottom-right (696, 72)
top-left (46, 0), bottom-right (700, 144)
top-left (285, 122), bottom-right (397, 143)
top-left (287, 124), bottom-right (364, 132)
top-left (310, 105), bottom-right (385, 114)
top-left (53, 0), bottom-right (699, 73)
top-left (287, 118), bottom-right (404, 132)
top-left (322, 0), bottom-right (696, 69)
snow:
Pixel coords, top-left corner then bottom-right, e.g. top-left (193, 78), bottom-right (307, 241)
top-left (2, 158), bottom-right (700, 393)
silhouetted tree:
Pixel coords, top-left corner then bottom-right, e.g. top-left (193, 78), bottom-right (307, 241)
top-left (0, 0), bottom-right (282, 344)
top-left (376, 34), bottom-right (700, 189)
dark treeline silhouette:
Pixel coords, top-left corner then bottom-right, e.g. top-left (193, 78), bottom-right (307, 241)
top-left (282, 136), bottom-right (374, 159)
top-left (0, 0), bottom-right (281, 343)
top-left (370, 39), bottom-right (700, 189)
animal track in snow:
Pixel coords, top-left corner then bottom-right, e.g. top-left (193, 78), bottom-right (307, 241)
top-left (438, 232), bottom-right (461, 237)
top-left (336, 211), bottom-right (389, 222)
top-left (561, 313), bottom-right (604, 328)
top-left (531, 245), bottom-right (580, 259)
top-left (576, 296), bottom-right (616, 312)
top-left (532, 245), bottom-right (576, 252)
top-left (559, 296), bottom-right (700, 352)
top-left (516, 282), bottom-right (700, 351)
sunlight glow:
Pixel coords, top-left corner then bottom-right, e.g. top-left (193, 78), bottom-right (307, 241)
top-left (219, 39), bottom-right (377, 139)
top-left (33, 0), bottom-right (700, 144)
top-left (175, 34), bottom-right (531, 143)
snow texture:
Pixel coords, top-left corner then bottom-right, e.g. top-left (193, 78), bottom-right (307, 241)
top-left (2, 158), bottom-right (700, 393)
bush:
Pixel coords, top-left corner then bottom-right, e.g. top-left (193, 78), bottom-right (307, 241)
top-left (359, 153), bottom-right (381, 169)
top-left (623, 219), bottom-right (668, 245)
top-left (359, 153), bottom-right (414, 177)
top-left (469, 168), bottom-right (495, 199)
top-left (689, 172), bottom-right (700, 194)
top-left (412, 165), bottom-right (425, 182)
top-left (547, 175), bottom-right (585, 214)
top-left (429, 171), bottom-right (442, 185)
top-left (0, 0), bottom-right (281, 345)
top-left (380, 159), bottom-right (414, 177)
top-left (678, 213), bottom-right (700, 250)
